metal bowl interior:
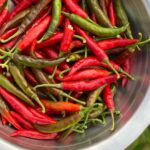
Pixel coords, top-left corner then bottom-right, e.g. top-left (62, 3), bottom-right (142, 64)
top-left (0, 0), bottom-right (150, 150)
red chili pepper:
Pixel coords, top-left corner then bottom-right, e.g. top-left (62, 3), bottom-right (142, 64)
top-left (41, 100), bottom-right (82, 112)
top-left (97, 38), bottom-right (139, 50)
top-left (0, 88), bottom-right (56, 125)
top-left (61, 69), bottom-right (110, 81)
top-left (0, 27), bottom-right (18, 40)
top-left (102, 84), bottom-right (115, 130)
top-left (121, 58), bottom-right (131, 87)
top-left (1, 115), bottom-right (7, 125)
top-left (0, 0), bottom-right (9, 27)
top-left (63, 0), bottom-right (88, 19)
top-left (18, 16), bottom-right (51, 51)
top-left (69, 40), bottom-right (84, 51)
top-left (60, 19), bottom-right (75, 53)
top-left (24, 68), bottom-right (38, 86)
top-left (74, 25), bottom-right (119, 77)
top-left (10, 111), bottom-right (34, 130)
top-left (8, 0), bottom-right (34, 20)
top-left (37, 32), bottom-right (64, 49)
top-left (108, 0), bottom-right (117, 26)
top-left (11, 130), bottom-right (59, 140)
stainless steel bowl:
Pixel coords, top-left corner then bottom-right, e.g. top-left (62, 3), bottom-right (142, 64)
top-left (0, 0), bottom-right (150, 149)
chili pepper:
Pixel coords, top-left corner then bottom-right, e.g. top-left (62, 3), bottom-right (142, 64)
top-left (81, 0), bottom-right (89, 14)
top-left (102, 84), bottom-right (115, 131)
top-left (0, 0), bottom-right (5, 8)
top-left (114, 0), bottom-right (133, 39)
top-left (69, 40), bottom-right (84, 51)
top-left (63, 12), bottom-right (129, 38)
top-left (10, 111), bottom-right (34, 130)
top-left (0, 74), bottom-right (34, 106)
top-left (0, 0), bottom-right (9, 27)
top-left (63, 0), bottom-right (88, 19)
top-left (68, 56), bottom-right (134, 79)
top-left (97, 38), bottom-right (139, 50)
top-left (98, 0), bottom-right (108, 17)
top-left (87, 0), bottom-right (112, 28)
top-left (108, 0), bottom-right (117, 26)
top-left (37, 32), bottom-right (63, 49)
top-left (24, 68), bottom-right (38, 86)
top-left (0, 8), bottom-right (30, 34)
top-left (86, 85), bottom-right (106, 107)
top-left (66, 53), bottom-right (82, 63)
top-left (91, 13), bottom-right (97, 23)
top-left (31, 68), bottom-right (85, 105)
top-left (6, 53), bottom-right (68, 69)
top-left (121, 58), bottom-right (131, 87)
top-left (8, 1), bottom-right (34, 20)
top-left (0, 27), bottom-right (18, 40)
top-left (0, 87), bottom-right (56, 125)
top-left (9, 62), bottom-right (45, 113)
top-left (35, 74), bottom-right (119, 92)
top-left (74, 25), bottom-right (120, 77)
top-left (34, 112), bottom-right (84, 133)
top-left (17, 16), bottom-right (51, 51)
top-left (40, 0), bottom-right (62, 41)
top-left (60, 19), bottom-right (75, 53)
top-left (11, 130), bottom-right (59, 140)
top-left (2, 0), bottom-right (52, 43)
top-left (0, 95), bottom-right (22, 129)
top-left (61, 69), bottom-right (110, 81)
top-left (1, 115), bottom-right (7, 125)
top-left (41, 100), bottom-right (82, 113)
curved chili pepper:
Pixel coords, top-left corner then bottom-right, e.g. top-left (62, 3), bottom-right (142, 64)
top-left (0, 0), bottom-right (9, 27)
top-left (40, 0), bottom-right (62, 41)
top-left (9, 53), bottom-right (68, 69)
top-left (34, 112), bottom-right (84, 133)
top-left (0, 8), bottom-right (30, 34)
top-left (74, 25), bottom-right (120, 77)
top-left (108, 0), bottom-right (117, 26)
top-left (2, 0), bottom-right (52, 43)
top-left (63, 0), bottom-right (88, 19)
top-left (86, 85), bottom-right (106, 107)
top-left (114, 0), bottom-right (133, 39)
top-left (87, 0), bottom-right (112, 27)
top-left (102, 84), bottom-right (115, 131)
top-left (63, 12), bottom-right (129, 38)
top-left (97, 38), bottom-right (139, 50)
top-left (10, 111), bottom-right (34, 130)
top-left (11, 130), bottom-right (59, 140)
top-left (9, 63), bottom-right (45, 113)
top-left (41, 100), bottom-right (82, 113)
top-left (17, 16), bottom-right (51, 51)
top-left (35, 74), bottom-right (119, 92)
top-left (61, 69), bottom-right (110, 81)
top-left (37, 32), bottom-right (64, 49)
top-left (0, 96), bottom-right (22, 129)
top-left (0, 87), bottom-right (56, 125)
top-left (69, 40), bottom-right (84, 51)
top-left (0, 74), bottom-right (34, 106)
top-left (60, 19), bottom-right (75, 53)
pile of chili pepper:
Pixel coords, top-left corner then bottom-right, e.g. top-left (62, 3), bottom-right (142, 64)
top-left (0, 0), bottom-right (149, 141)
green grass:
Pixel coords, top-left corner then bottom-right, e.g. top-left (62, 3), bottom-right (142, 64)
top-left (127, 126), bottom-right (150, 150)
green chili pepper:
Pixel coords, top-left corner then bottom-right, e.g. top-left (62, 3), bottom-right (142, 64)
top-left (87, 0), bottom-right (112, 27)
top-left (114, 0), bottom-right (133, 39)
top-left (9, 63), bottom-right (45, 113)
top-left (63, 12), bottom-right (129, 38)
top-left (32, 69), bottom-right (86, 105)
top-left (34, 112), bottom-right (84, 133)
top-left (86, 85), bottom-right (106, 107)
top-left (2, 0), bottom-right (52, 43)
top-left (9, 53), bottom-right (68, 69)
top-left (0, 74), bottom-right (34, 106)
top-left (40, 0), bottom-right (62, 41)
top-left (0, 8), bottom-right (31, 34)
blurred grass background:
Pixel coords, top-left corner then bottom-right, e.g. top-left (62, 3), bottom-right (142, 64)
top-left (127, 126), bottom-right (150, 150)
